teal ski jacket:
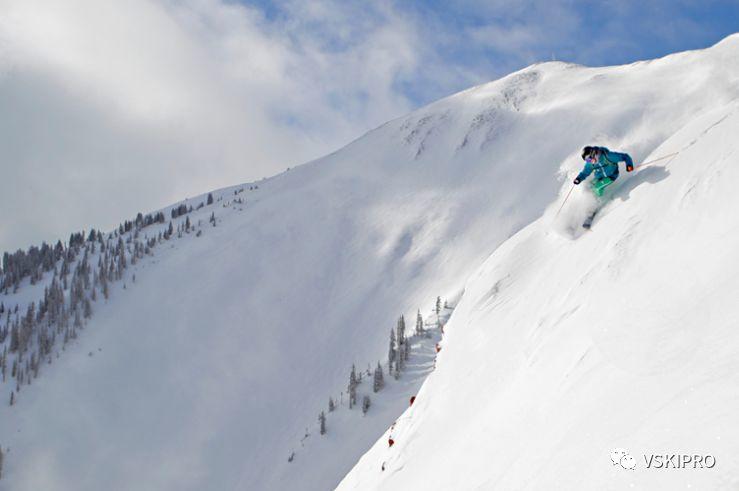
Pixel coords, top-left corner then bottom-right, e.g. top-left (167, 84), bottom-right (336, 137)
top-left (576, 147), bottom-right (634, 182)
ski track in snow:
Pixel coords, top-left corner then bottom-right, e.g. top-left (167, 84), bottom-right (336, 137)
top-left (340, 101), bottom-right (739, 490)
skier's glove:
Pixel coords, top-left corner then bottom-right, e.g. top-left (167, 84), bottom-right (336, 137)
top-left (573, 177), bottom-right (581, 185)
top-left (626, 165), bottom-right (634, 172)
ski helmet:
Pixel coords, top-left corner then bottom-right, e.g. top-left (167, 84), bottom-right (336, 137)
top-left (582, 146), bottom-right (600, 160)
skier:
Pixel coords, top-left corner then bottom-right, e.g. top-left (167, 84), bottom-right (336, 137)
top-left (573, 146), bottom-right (634, 196)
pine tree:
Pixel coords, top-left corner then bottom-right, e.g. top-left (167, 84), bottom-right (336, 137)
top-left (397, 314), bottom-right (406, 337)
top-left (9, 326), bottom-right (18, 353)
top-left (435, 296), bottom-right (442, 315)
top-left (83, 298), bottom-right (92, 319)
top-left (328, 397), bottom-right (335, 412)
top-left (348, 365), bottom-right (358, 409)
top-left (416, 309), bottom-right (424, 336)
top-left (207, 192), bottom-right (214, 205)
top-left (362, 395), bottom-right (371, 415)
top-left (319, 411), bottom-right (326, 435)
top-left (31, 352), bottom-right (39, 379)
top-left (117, 237), bottom-right (127, 272)
top-left (396, 316), bottom-right (406, 368)
top-left (388, 329), bottom-right (396, 372)
top-left (373, 362), bottom-right (384, 393)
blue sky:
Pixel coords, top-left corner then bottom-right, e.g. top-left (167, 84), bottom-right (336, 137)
top-left (240, 0), bottom-right (739, 106)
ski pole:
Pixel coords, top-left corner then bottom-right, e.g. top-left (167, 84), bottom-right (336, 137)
top-left (635, 151), bottom-right (679, 169)
top-left (554, 184), bottom-right (575, 219)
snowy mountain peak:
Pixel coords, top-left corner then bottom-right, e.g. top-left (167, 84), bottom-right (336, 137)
top-left (338, 37), bottom-right (739, 491)
top-left (2, 33), bottom-right (739, 491)
top-left (713, 31), bottom-right (739, 47)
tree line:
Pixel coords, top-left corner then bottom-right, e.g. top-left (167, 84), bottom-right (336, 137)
top-left (0, 192), bottom-right (227, 409)
top-left (307, 304), bottom-right (439, 445)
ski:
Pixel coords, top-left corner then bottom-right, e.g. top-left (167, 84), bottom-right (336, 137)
top-left (582, 210), bottom-right (597, 229)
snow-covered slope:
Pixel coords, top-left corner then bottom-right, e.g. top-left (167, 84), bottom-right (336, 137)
top-left (340, 45), bottom-right (739, 489)
top-left (2, 34), bottom-right (739, 491)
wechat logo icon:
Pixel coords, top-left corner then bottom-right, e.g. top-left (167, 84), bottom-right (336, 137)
top-left (611, 448), bottom-right (636, 470)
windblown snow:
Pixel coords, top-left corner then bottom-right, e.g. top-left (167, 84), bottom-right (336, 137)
top-left (2, 34), bottom-right (739, 491)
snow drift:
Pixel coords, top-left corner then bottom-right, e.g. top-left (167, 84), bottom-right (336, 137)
top-left (340, 39), bottom-right (739, 490)
top-left (2, 34), bottom-right (739, 491)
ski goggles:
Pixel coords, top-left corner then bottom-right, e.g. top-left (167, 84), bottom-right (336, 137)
top-left (585, 155), bottom-right (598, 163)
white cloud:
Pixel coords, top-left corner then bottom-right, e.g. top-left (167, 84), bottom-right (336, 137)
top-left (0, 0), bottom-right (423, 252)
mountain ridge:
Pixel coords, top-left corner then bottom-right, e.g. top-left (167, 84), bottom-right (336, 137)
top-left (1, 33), bottom-right (738, 490)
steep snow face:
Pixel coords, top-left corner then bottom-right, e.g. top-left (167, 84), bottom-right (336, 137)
top-left (2, 36), bottom-right (739, 491)
top-left (339, 80), bottom-right (739, 490)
